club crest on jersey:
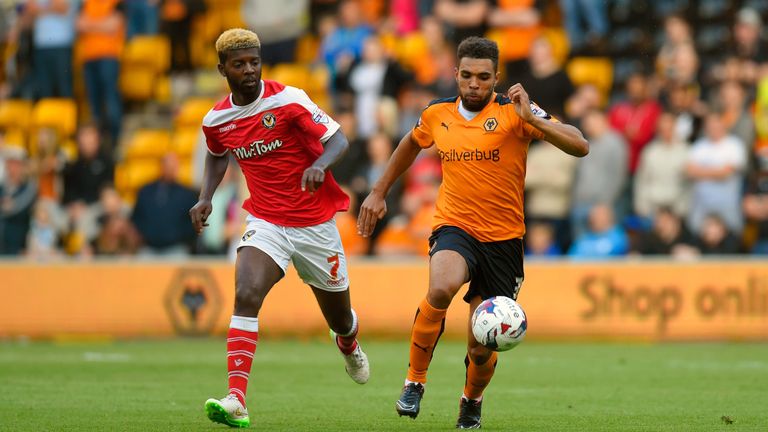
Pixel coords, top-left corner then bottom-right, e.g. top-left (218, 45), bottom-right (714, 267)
top-left (484, 117), bottom-right (498, 132)
top-left (311, 107), bottom-right (330, 124)
top-left (262, 112), bottom-right (276, 129)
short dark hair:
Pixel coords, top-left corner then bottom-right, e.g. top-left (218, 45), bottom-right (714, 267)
top-left (457, 37), bottom-right (499, 70)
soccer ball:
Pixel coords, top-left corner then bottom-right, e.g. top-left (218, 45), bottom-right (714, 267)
top-left (471, 296), bottom-right (527, 352)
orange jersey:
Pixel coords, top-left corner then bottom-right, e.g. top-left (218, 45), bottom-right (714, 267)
top-left (411, 94), bottom-right (554, 242)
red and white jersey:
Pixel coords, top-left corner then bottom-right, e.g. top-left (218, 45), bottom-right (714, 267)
top-left (202, 80), bottom-right (349, 227)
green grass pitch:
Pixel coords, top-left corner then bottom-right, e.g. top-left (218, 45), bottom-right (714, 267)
top-left (1, 338), bottom-right (767, 431)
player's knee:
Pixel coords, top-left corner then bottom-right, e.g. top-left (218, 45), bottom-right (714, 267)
top-left (468, 344), bottom-right (493, 365)
top-left (427, 285), bottom-right (457, 309)
top-left (234, 281), bottom-right (267, 312)
top-left (328, 311), bottom-right (354, 335)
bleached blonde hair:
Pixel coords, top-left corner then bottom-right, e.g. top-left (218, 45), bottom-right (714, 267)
top-left (216, 28), bottom-right (261, 61)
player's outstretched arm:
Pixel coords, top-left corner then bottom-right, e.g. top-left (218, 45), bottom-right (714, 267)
top-left (357, 131), bottom-right (422, 237)
top-left (302, 129), bottom-right (349, 193)
top-left (507, 83), bottom-right (589, 157)
top-left (189, 152), bottom-right (229, 234)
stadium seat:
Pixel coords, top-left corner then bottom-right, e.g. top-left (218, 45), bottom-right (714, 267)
top-left (308, 66), bottom-right (330, 94)
top-left (175, 98), bottom-right (217, 129)
top-left (374, 220), bottom-right (420, 256)
top-left (124, 129), bottom-right (171, 160)
top-left (171, 127), bottom-right (202, 158)
top-left (120, 65), bottom-right (158, 102)
top-left (122, 35), bottom-right (170, 73)
top-left (696, 24), bottom-right (731, 55)
top-left (566, 57), bottom-right (614, 101)
top-left (295, 34), bottom-right (320, 64)
top-left (60, 139), bottom-right (78, 161)
top-left (155, 75), bottom-right (172, 104)
top-left (1, 129), bottom-right (27, 150)
top-left (0, 99), bottom-right (33, 133)
top-left (177, 158), bottom-right (195, 187)
top-left (32, 98), bottom-right (78, 138)
top-left (268, 63), bottom-right (311, 89)
top-left (122, 158), bottom-right (163, 190)
top-left (336, 212), bottom-right (368, 256)
top-left (653, 0), bottom-right (689, 19)
top-left (218, 2), bottom-right (246, 30)
top-left (697, 0), bottom-right (734, 21)
top-left (541, 27), bottom-right (570, 68)
top-left (408, 205), bottom-right (436, 256)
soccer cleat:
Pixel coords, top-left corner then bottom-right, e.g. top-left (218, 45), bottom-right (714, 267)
top-left (204, 394), bottom-right (250, 428)
top-left (331, 330), bottom-right (370, 384)
top-left (396, 382), bottom-right (425, 418)
top-left (456, 397), bottom-right (482, 429)
top-left (342, 343), bottom-right (370, 384)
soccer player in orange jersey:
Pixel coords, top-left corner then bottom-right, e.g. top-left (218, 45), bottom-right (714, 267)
top-left (357, 36), bottom-right (589, 429)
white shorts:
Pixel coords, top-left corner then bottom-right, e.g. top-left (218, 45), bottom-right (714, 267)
top-left (237, 215), bottom-right (349, 292)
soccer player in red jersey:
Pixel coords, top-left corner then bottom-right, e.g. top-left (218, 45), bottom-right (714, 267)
top-left (189, 28), bottom-right (369, 428)
top-left (358, 37), bottom-right (588, 429)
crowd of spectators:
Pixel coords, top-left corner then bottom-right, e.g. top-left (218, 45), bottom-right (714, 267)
top-left (1, 0), bottom-right (768, 261)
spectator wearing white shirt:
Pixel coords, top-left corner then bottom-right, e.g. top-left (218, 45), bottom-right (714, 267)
top-left (686, 113), bottom-right (747, 234)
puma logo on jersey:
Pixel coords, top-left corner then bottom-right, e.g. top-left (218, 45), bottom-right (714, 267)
top-left (441, 121), bottom-right (450, 131)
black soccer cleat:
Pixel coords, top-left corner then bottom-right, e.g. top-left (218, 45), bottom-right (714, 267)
top-left (456, 397), bottom-right (482, 429)
top-left (396, 382), bottom-right (425, 419)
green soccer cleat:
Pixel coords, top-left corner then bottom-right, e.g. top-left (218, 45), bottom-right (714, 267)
top-left (205, 394), bottom-right (250, 428)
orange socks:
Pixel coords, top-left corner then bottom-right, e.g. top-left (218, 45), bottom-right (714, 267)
top-left (406, 298), bottom-right (448, 383)
top-left (463, 352), bottom-right (498, 400)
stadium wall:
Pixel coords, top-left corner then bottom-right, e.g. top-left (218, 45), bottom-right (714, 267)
top-left (1, 260), bottom-right (767, 341)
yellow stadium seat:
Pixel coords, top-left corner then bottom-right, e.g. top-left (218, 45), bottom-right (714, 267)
top-left (60, 139), bottom-right (78, 161)
top-left (171, 127), bottom-right (201, 158)
top-left (120, 65), bottom-right (157, 102)
top-left (155, 75), bottom-right (172, 104)
top-left (123, 159), bottom-right (162, 190)
top-left (32, 98), bottom-right (78, 137)
top-left (219, 6), bottom-right (246, 30)
top-left (268, 63), bottom-right (311, 89)
top-left (122, 35), bottom-right (170, 73)
top-left (177, 159), bottom-right (195, 187)
top-left (1, 128), bottom-right (27, 149)
top-left (566, 57), bottom-right (614, 97)
top-left (295, 34), bottom-right (319, 64)
top-left (308, 66), bottom-right (330, 94)
top-left (0, 99), bottom-right (33, 132)
top-left (175, 98), bottom-right (216, 129)
top-left (124, 129), bottom-right (171, 159)
top-left (541, 27), bottom-right (570, 68)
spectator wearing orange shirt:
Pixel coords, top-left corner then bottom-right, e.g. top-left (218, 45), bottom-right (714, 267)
top-left (76, 0), bottom-right (126, 147)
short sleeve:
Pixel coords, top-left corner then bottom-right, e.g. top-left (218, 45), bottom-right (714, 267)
top-left (202, 127), bottom-right (228, 156)
top-left (292, 89), bottom-right (341, 143)
top-left (411, 109), bottom-right (435, 149)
